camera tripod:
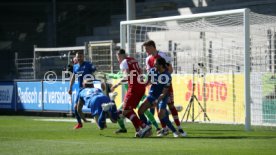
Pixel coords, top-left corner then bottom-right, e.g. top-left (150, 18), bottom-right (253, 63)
top-left (181, 64), bottom-right (210, 122)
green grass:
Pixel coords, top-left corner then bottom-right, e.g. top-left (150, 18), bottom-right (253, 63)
top-left (0, 116), bottom-right (276, 155)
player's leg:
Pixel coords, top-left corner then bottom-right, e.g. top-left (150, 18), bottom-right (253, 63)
top-left (157, 98), bottom-right (179, 137)
top-left (167, 85), bottom-right (186, 135)
top-left (97, 110), bottom-right (107, 130)
top-left (144, 109), bottom-right (159, 130)
top-left (113, 85), bottom-right (128, 133)
top-left (113, 98), bottom-right (127, 133)
top-left (73, 88), bottom-right (83, 129)
top-left (96, 95), bottom-right (112, 130)
top-left (123, 87), bottom-right (151, 137)
top-left (104, 100), bottom-right (118, 123)
top-left (122, 91), bottom-right (144, 132)
top-left (116, 112), bottom-right (127, 133)
top-left (137, 95), bottom-right (160, 130)
top-left (88, 96), bottom-right (103, 129)
top-left (137, 98), bottom-right (152, 124)
top-left (93, 115), bottom-right (103, 129)
top-left (168, 86), bottom-right (180, 125)
top-left (95, 95), bottom-right (114, 130)
top-left (73, 103), bottom-right (83, 129)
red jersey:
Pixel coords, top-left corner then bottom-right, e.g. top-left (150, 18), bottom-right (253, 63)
top-left (120, 57), bottom-right (144, 88)
top-left (145, 51), bottom-right (171, 71)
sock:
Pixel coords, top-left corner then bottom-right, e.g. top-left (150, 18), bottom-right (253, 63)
top-left (169, 105), bottom-right (181, 126)
top-left (125, 110), bottom-right (143, 131)
top-left (161, 121), bottom-right (166, 128)
top-left (117, 118), bottom-right (126, 130)
top-left (144, 110), bottom-right (159, 129)
top-left (160, 115), bottom-right (177, 133)
top-left (138, 113), bottom-right (148, 125)
top-left (110, 104), bottom-right (118, 121)
top-left (74, 108), bottom-right (82, 124)
top-left (150, 107), bottom-right (155, 115)
top-left (159, 109), bottom-right (167, 128)
top-left (136, 95), bottom-right (147, 109)
top-left (98, 111), bottom-right (107, 129)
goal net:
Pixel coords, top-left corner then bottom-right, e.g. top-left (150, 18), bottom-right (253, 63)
top-left (87, 41), bottom-right (120, 73)
top-left (33, 46), bottom-right (85, 79)
top-left (120, 9), bottom-right (276, 129)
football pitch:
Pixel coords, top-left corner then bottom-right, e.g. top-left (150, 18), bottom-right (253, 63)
top-left (0, 116), bottom-right (276, 155)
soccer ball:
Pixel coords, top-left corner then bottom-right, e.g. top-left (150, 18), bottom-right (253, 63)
top-left (175, 105), bottom-right (183, 112)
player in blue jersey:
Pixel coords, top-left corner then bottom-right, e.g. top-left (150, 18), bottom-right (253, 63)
top-left (68, 51), bottom-right (97, 129)
top-left (68, 51), bottom-right (97, 90)
top-left (75, 79), bottom-right (118, 130)
top-left (138, 57), bottom-right (186, 137)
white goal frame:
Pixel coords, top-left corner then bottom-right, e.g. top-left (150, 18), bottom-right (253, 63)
top-left (120, 9), bottom-right (251, 130)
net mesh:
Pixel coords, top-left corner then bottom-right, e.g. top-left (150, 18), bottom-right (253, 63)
top-left (121, 11), bottom-right (276, 127)
top-left (34, 46), bottom-right (85, 79)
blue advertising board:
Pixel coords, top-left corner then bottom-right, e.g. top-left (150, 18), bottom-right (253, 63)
top-left (0, 82), bottom-right (15, 110)
top-left (43, 81), bottom-right (72, 112)
top-left (17, 82), bottom-right (42, 111)
top-left (12, 80), bottom-right (103, 113)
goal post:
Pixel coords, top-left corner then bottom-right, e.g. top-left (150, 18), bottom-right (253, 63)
top-left (243, 9), bottom-right (251, 131)
top-left (120, 8), bottom-right (276, 130)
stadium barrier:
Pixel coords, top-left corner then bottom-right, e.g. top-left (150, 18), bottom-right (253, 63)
top-left (0, 79), bottom-right (123, 114)
top-left (0, 81), bottom-right (15, 110)
top-left (1, 73), bottom-right (275, 126)
top-left (0, 81), bottom-right (88, 113)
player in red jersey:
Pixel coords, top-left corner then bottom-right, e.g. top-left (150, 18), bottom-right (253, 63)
top-left (143, 40), bottom-right (186, 136)
top-left (111, 49), bottom-right (151, 138)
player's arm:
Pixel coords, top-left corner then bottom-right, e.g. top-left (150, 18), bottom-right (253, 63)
top-left (110, 59), bottom-right (128, 92)
top-left (68, 73), bottom-right (75, 95)
top-left (146, 69), bottom-right (154, 86)
top-left (101, 82), bottom-right (106, 91)
top-left (153, 86), bottom-right (169, 106)
top-left (89, 62), bottom-right (97, 73)
top-left (76, 99), bottom-right (88, 122)
top-left (160, 52), bottom-right (173, 74)
top-left (110, 69), bottom-right (128, 92)
top-left (145, 56), bottom-right (151, 73)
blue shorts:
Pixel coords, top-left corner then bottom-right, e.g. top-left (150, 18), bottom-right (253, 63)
top-left (146, 95), bottom-right (168, 110)
top-left (89, 95), bottom-right (110, 117)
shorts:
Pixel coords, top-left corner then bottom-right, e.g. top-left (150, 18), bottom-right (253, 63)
top-left (123, 85), bottom-right (145, 110)
top-left (146, 95), bottom-right (168, 110)
top-left (89, 95), bottom-right (110, 117)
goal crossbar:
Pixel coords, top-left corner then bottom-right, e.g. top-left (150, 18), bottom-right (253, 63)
top-left (121, 8), bottom-right (247, 25)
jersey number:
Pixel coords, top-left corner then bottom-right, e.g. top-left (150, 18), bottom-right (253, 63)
top-left (132, 63), bottom-right (140, 72)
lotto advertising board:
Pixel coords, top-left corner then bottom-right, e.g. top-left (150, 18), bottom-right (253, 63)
top-left (172, 73), bottom-right (245, 124)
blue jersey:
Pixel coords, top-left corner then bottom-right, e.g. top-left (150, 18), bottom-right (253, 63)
top-left (73, 61), bottom-right (96, 88)
top-left (77, 87), bottom-right (103, 105)
top-left (76, 87), bottom-right (110, 117)
top-left (148, 68), bottom-right (171, 98)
